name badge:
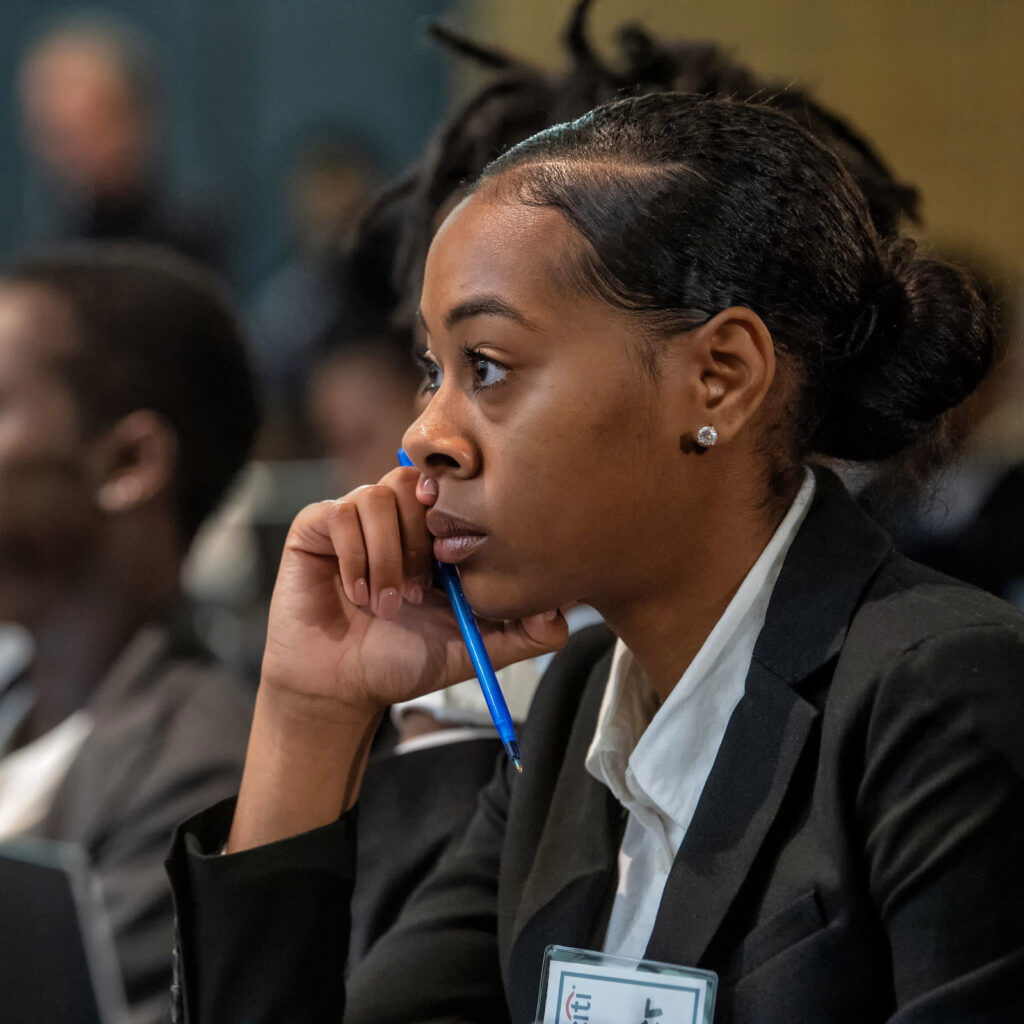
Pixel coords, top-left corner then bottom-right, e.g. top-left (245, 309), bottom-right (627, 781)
top-left (537, 945), bottom-right (717, 1024)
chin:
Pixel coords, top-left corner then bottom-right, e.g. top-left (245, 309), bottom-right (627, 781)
top-left (456, 565), bottom-right (561, 623)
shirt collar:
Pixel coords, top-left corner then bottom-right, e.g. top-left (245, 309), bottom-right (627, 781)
top-left (585, 467), bottom-right (816, 827)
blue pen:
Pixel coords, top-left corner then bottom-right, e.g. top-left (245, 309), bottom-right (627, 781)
top-left (397, 448), bottom-right (522, 772)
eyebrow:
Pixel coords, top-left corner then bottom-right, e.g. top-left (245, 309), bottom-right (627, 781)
top-left (417, 296), bottom-right (541, 334)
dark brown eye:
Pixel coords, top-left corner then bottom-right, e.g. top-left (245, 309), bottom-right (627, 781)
top-left (469, 353), bottom-right (507, 389)
top-left (415, 352), bottom-right (443, 395)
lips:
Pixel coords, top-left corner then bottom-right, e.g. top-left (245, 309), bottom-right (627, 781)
top-left (425, 509), bottom-right (487, 564)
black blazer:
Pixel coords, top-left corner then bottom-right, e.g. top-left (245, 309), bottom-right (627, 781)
top-left (168, 470), bottom-right (1024, 1023)
top-left (350, 736), bottom-right (504, 965)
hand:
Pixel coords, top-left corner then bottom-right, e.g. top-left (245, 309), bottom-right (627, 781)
top-left (260, 465), bottom-right (567, 723)
top-left (230, 466), bottom-right (567, 849)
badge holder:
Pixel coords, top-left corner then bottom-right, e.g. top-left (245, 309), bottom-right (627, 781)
top-left (537, 944), bottom-right (717, 1024)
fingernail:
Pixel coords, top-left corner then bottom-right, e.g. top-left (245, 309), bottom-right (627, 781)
top-left (405, 583), bottom-right (423, 605)
top-left (353, 578), bottom-right (369, 605)
top-left (420, 476), bottom-right (438, 497)
top-left (378, 587), bottom-right (402, 620)
top-left (543, 609), bottom-right (558, 621)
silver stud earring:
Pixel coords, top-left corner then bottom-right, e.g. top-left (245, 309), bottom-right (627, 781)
top-left (696, 425), bottom-right (718, 448)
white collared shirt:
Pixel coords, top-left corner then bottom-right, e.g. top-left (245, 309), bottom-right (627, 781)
top-left (0, 709), bottom-right (93, 838)
top-left (585, 468), bottom-right (816, 958)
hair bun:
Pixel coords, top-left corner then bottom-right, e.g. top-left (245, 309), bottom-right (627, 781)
top-left (813, 241), bottom-right (994, 461)
top-left (840, 277), bottom-right (906, 364)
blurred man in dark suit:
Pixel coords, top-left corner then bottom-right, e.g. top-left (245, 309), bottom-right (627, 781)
top-left (0, 243), bottom-right (259, 1022)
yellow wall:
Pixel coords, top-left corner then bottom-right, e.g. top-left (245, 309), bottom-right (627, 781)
top-left (464, 0), bottom-right (1024, 283)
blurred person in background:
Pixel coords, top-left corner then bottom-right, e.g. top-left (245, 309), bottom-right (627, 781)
top-left (251, 133), bottom-right (386, 457)
top-left (0, 243), bottom-right (259, 1022)
top-left (307, 327), bottom-right (422, 495)
top-left (17, 13), bottom-right (225, 272)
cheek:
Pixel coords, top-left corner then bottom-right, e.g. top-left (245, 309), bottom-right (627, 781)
top-left (542, 383), bottom-right (662, 504)
top-left (462, 372), bottom-right (666, 613)
top-left (493, 377), bottom-right (661, 532)
top-left (0, 454), bottom-right (99, 550)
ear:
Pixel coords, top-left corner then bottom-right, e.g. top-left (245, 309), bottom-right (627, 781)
top-left (662, 306), bottom-right (775, 451)
top-left (94, 410), bottom-right (178, 513)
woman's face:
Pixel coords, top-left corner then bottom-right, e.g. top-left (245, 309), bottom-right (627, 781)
top-left (402, 185), bottom-right (708, 621)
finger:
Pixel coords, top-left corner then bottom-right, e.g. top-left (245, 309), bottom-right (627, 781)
top-left (519, 610), bottom-right (571, 648)
top-left (353, 484), bottom-right (407, 619)
top-left (323, 498), bottom-right (370, 606)
top-left (285, 501), bottom-right (339, 558)
top-left (392, 476), bottom-right (434, 601)
top-left (373, 468), bottom-right (432, 591)
top-left (416, 474), bottom-right (439, 506)
top-left (477, 610), bottom-right (570, 670)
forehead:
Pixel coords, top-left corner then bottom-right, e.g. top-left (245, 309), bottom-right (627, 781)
top-left (0, 283), bottom-right (79, 378)
top-left (24, 39), bottom-right (126, 90)
top-left (422, 185), bottom-right (589, 322)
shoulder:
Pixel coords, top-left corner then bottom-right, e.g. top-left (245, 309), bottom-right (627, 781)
top-left (842, 551), bottom-right (1024, 683)
top-left (145, 654), bottom-right (254, 738)
top-left (92, 645), bottom-right (253, 756)
top-left (46, 649), bottom-right (253, 848)
top-left (87, 636), bottom-right (253, 786)
top-left (833, 551), bottom-right (1024, 774)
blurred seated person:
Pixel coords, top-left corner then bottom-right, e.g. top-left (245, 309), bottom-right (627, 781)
top-left (251, 134), bottom-right (389, 457)
top-left (0, 243), bottom-right (260, 1022)
top-left (307, 327), bottom-right (421, 495)
top-left (18, 14), bottom-right (225, 271)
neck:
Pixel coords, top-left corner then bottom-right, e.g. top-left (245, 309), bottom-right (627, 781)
top-left (597, 465), bottom-right (799, 702)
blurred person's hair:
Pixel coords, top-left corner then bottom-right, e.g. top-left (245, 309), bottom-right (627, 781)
top-left (313, 324), bottom-right (422, 388)
top-left (24, 11), bottom-right (163, 122)
top-left (367, 0), bottom-right (920, 324)
top-left (2, 243), bottom-right (260, 541)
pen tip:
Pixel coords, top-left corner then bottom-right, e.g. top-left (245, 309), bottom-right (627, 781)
top-left (513, 758), bottom-right (523, 773)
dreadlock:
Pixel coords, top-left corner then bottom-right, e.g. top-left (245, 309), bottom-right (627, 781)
top-left (359, 0), bottom-right (920, 327)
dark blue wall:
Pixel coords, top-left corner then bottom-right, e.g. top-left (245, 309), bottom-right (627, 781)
top-left (0, 0), bottom-right (454, 288)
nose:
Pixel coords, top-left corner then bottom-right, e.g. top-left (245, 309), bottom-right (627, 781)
top-left (401, 393), bottom-right (481, 478)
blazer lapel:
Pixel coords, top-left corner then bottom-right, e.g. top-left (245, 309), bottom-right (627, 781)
top-left (506, 648), bottom-right (625, 1024)
top-left (646, 468), bottom-right (893, 968)
top-left (644, 664), bottom-right (818, 965)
